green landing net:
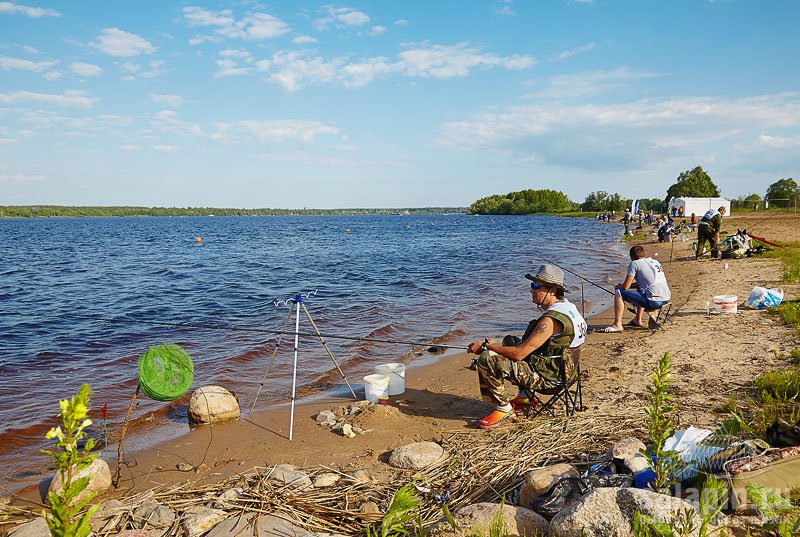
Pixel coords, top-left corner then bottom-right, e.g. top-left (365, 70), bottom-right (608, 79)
top-left (138, 344), bottom-right (194, 402)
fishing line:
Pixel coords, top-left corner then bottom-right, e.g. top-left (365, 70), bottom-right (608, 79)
top-left (533, 255), bottom-right (615, 296)
top-left (10, 312), bottom-right (467, 351)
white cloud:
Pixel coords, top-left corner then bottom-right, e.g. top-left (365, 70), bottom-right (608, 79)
top-left (554, 42), bottom-right (597, 61)
top-left (314, 6), bottom-right (370, 31)
top-left (368, 25), bottom-right (386, 36)
top-left (153, 144), bottom-right (178, 153)
top-left (0, 172), bottom-right (47, 182)
top-left (0, 138), bottom-right (17, 143)
top-left (70, 62), bottom-right (102, 77)
top-left (436, 93), bottom-right (800, 171)
top-left (150, 110), bottom-right (203, 137)
top-left (43, 71), bottom-right (62, 80)
top-left (215, 58), bottom-right (251, 77)
top-left (293, 35), bottom-right (318, 45)
top-left (182, 7), bottom-right (290, 41)
top-left (532, 67), bottom-right (658, 98)
top-left (120, 144), bottom-right (141, 152)
top-left (396, 42), bottom-right (535, 78)
top-left (0, 2), bottom-right (60, 18)
top-left (394, 19), bottom-right (408, 26)
top-left (92, 28), bottom-right (156, 57)
top-left (756, 134), bottom-right (800, 149)
top-left (219, 48), bottom-right (251, 59)
top-left (0, 89), bottom-right (93, 107)
top-left (235, 119), bottom-right (340, 144)
top-left (150, 93), bottom-right (183, 107)
top-left (0, 55), bottom-right (57, 72)
top-left (120, 61), bottom-right (140, 73)
top-left (120, 59), bottom-right (166, 79)
top-left (495, 0), bottom-right (515, 16)
top-left (256, 51), bottom-right (342, 92)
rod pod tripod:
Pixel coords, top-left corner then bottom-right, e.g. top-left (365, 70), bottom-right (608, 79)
top-left (250, 292), bottom-right (358, 441)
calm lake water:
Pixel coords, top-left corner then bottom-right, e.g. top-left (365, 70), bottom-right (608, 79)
top-left (0, 214), bottom-right (624, 489)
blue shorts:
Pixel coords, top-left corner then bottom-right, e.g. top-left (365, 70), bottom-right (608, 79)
top-left (616, 288), bottom-right (668, 311)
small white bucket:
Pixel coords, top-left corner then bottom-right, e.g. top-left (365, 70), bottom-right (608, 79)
top-left (363, 373), bottom-right (390, 403)
top-left (713, 295), bottom-right (738, 314)
top-left (374, 363), bottom-right (406, 395)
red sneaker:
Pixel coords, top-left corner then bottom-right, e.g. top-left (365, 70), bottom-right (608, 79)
top-left (478, 409), bottom-right (516, 429)
top-left (510, 395), bottom-right (531, 409)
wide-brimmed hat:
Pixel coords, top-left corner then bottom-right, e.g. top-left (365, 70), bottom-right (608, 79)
top-left (525, 264), bottom-right (569, 293)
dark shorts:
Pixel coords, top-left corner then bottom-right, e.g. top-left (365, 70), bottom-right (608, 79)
top-left (616, 288), bottom-right (668, 311)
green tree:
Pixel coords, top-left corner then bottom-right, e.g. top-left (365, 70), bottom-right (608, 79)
top-left (468, 189), bottom-right (574, 215)
top-left (664, 166), bottom-right (720, 205)
top-left (766, 178), bottom-right (799, 208)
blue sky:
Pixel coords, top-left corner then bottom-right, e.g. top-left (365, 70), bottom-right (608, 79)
top-left (0, 1), bottom-right (798, 209)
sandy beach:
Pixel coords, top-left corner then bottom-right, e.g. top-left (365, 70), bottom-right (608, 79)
top-left (7, 212), bottom-right (800, 528)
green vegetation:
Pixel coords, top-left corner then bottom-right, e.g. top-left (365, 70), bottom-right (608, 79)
top-left (467, 189), bottom-right (575, 215)
top-left (41, 384), bottom-right (100, 537)
top-left (0, 206), bottom-right (466, 218)
top-left (664, 166), bottom-right (720, 205)
top-left (766, 178), bottom-right (799, 207)
top-left (761, 241), bottom-right (800, 284)
top-left (366, 483), bottom-right (423, 537)
top-left (632, 476), bottom-right (727, 537)
top-left (580, 191), bottom-right (630, 212)
top-left (643, 353), bottom-right (680, 494)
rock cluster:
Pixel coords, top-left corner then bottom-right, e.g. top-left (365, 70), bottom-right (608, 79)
top-left (314, 401), bottom-right (376, 437)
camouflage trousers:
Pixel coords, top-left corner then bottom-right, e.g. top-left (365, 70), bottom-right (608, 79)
top-left (476, 350), bottom-right (545, 407)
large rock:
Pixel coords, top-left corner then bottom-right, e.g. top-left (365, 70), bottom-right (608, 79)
top-left (387, 441), bottom-right (446, 470)
top-left (48, 458), bottom-right (112, 505)
top-left (550, 487), bottom-right (704, 537)
top-left (181, 506), bottom-right (226, 537)
top-left (607, 437), bottom-right (646, 461)
top-left (313, 473), bottom-right (340, 488)
top-left (266, 464), bottom-right (312, 491)
top-left (91, 499), bottom-right (126, 533)
top-left (429, 502), bottom-right (549, 537)
top-left (207, 512), bottom-right (316, 537)
top-left (8, 518), bottom-right (49, 537)
top-left (132, 500), bottom-right (176, 532)
top-left (188, 386), bottom-right (240, 424)
top-left (518, 463), bottom-right (580, 508)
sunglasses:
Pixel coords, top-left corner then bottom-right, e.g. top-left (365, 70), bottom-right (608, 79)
top-left (530, 282), bottom-right (541, 290)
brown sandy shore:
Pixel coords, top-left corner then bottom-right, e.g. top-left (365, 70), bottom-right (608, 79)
top-left (6, 212), bottom-right (800, 527)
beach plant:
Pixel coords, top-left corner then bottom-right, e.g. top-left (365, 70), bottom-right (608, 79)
top-left (367, 483), bottom-right (423, 537)
top-left (643, 352), bottom-right (680, 494)
top-left (41, 384), bottom-right (100, 537)
top-left (696, 475), bottom-right (727, 537)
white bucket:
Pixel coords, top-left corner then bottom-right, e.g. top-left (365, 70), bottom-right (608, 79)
top-left (363, 373), bottom-right (390, 403)
top-left (712, 295), bottom-right (738, 314)
top-left (374, 363), bottom-right (406, 395)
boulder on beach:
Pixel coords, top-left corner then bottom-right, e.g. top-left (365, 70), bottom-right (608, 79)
top-left (265, 463), bottom-right (313, 491)
top-left (429, 502), bottom-right (549, 537)
top-left (8, 517), bottom-right (49, 537)
top-left (387, 441), bottom-right (446, 470)
top-left (518, 463), bottom-right (580, 509)
top-left (48, 458), bottom-right (112, 505)
top-left (188, 386), bottom-right (240, 424)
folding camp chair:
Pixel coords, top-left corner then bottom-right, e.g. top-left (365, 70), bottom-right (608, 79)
top-left (645, 302), bottom-right (673, 329)
top-left (522, 347), bottom-right (583, 419)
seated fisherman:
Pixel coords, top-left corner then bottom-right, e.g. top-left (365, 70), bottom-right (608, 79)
top-left (467, 265), bottom-right (587, 429)
top-left (601, 245), bottom-right (671, 332)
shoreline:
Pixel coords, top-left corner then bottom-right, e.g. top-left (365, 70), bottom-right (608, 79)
top-left (7, 213), bottom-right (799, 521)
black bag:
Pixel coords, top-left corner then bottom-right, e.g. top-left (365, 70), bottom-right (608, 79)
top-left (530, 473), bottom-right (633, 519)
top-left (766, 419), bottom-right (800, 448)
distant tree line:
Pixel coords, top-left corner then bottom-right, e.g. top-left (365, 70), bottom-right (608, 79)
top-left (467, 189), bottom-right (575, 215)
top-left (0, 206), bottom-right (467, 218)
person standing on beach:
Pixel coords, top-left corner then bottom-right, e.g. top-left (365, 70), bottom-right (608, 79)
top-left (600, 245), bottom-right (671, 333)
top-left (466, 265), bottom-right (586, 429)
top-left (696, 206), bottom-right (726, 259)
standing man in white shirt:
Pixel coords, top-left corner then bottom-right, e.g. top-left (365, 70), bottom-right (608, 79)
top-left (600, 245), bottom-right (671, 332)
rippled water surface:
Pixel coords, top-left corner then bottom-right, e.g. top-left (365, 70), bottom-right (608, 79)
top-left (0, 214), bottom-right (624, 488)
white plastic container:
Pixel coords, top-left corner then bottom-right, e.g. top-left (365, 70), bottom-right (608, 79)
top-left (374, 363), bottom-right (406, 395)
top-left (712, 295), bottom-right (738, 314)
top-left (363, 373), bottom-right (390, 403)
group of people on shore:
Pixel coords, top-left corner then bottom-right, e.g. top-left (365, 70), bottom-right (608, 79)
top-left (465, 205), bottom-right (727, 429)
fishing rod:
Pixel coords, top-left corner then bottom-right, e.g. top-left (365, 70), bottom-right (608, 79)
top-left (534, 255), bottom-right (615, 296)
top-left (21, 312), bottom-right (467, 351)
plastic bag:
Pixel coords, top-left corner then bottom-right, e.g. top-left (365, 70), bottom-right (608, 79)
top-left (530, 473), bottom-right (633, 519)
top-left (746, 286), bottom-right (784, 309)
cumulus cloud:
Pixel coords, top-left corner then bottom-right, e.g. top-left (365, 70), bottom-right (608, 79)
top-left (255, 42), bottom-right (536, 92)
top-left (150, 93), bottom-right (183, 107)
top-left (0, 2), bottom-right (60, 17)
top-left (153, 144), bottom-right (178, 153)
top-left (182, 7), bottom-right (290, 41)
top-left (0, 55), bottom-right (57, 72)
top-left (215, 58), bottom-right (251, 77)
top-left (0, 89), bottom-right (93, 107)
top-left (0, 171), bottom-right (47, 182)
top-left (436, 93), bottom-right (800, 172)
top-left (532, 67), bottom-right (658, 98)
top-left (92, 28), bottom-right (156, 57)
top-left (394, 19), bottom-right (408, 26)
top-left (756, 134), bottom-right (800, 149)
top-left (554, 42), bottom-right (597, 61)
top-left (120, 59), bottom-right (166, 80)
top-left (70, 62), bottom-right (102, 77)
top-left (368, 25), bottom-right (386, 36)
top-left (150, 110), bottom-right (203, 137)
top-left (234, 119), bottom-right (340, 144)
top-left (314, 6), bottom-right (370, 31)
top-left (293, 34), bottom-right (318, 44)
top-left (43, 71), bottom-right (62, 80)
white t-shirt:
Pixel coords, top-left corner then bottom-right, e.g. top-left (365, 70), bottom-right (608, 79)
top-left (627, 257), bottom-right (671, 301)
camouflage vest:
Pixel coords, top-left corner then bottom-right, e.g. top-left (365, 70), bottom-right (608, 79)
top-left (520, 305), bottom-right (582, 381)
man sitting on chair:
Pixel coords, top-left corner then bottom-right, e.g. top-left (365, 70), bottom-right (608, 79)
top-left (467, 264), bottom-right (587, 429)
top-left (601, 245), bottom-right (671, 333)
